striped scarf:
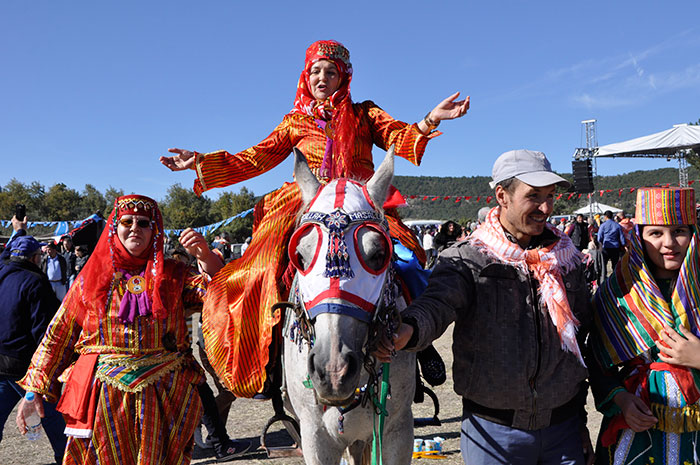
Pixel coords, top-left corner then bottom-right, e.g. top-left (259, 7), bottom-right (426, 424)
top-left (591, 226), bottom-right (700, 368)
top-left (469, 207), bottom-right (585, 365)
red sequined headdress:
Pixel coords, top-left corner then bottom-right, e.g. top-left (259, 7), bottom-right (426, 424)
top-left (63, 195), bottom-right (179, 328)
top-left (291, 39), bottom-right (358, 179)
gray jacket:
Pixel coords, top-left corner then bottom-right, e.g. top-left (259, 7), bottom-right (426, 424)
top-left (403, 233), bottom-right (591, 430)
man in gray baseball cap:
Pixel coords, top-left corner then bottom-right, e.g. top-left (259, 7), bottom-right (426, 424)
top-left (377, 149), bottom-right (593, 464)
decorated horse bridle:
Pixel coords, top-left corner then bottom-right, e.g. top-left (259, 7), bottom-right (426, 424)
top-left (289, 207), bottom-right (392, 316)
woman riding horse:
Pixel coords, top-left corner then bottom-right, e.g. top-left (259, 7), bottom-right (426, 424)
top-left (160, 39), bottom-right (469, 397)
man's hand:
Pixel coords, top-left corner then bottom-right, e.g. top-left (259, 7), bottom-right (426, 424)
top-left (11, 214), bottom-right (27, 232)
top-left (373, 322), bottom-right (414, 362)
top-left (613, 391), bottom-right (657, 432)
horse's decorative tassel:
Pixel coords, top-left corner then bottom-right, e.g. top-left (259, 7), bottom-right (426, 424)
top-left (323, 210), bottom-right (354, 279)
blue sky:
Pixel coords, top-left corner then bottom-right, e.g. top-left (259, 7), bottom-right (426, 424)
top-left (2, 1), bottom-right (700, 204)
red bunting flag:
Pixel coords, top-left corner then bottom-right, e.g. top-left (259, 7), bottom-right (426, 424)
top-left (618, 189), bottom-right (623, 197)
top-left (423, 196), bottom-right (428, 201)
top-left (476, 196), bottom-right (481, 202)
top-left (578, 194), bottom-right (582, 199)
top-left (443, 196), bottom-right (450, 200)
top-left (587, 193), bottom-right (592, 199)
top-left (567, 193), bottom-right (575, 200)
top-left (465, 196), bottom-right (472, 200)
top-left (629, 188), bottom-right (635, 193)
top-left (690, 180), bottom-right (695, 185)
top-left (431, 196), bottom-right (439, 201)
top-left (599, 190), bottom-right (604, 197)
top-left (486, 196), bottom-right (493, 204)
top-left (455, 197), bottom-right (461, 202)
top-left (409, 195), bottom-right (416, 199)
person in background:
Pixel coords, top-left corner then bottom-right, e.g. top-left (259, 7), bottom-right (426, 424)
top-left (423, 227), bottom-right (436, 268)
top-left (0, 233), bottom-right (67, 465)
top-left (477, 206), bottom-right (490, 225)
top-left (41, 242), bottom-right (67, 301)
top-left (567, 214), bottom-right (590, 252)
top-left (615, 210), bottom-right (634, 244)
top-left (589, 187), bottom-right (700, 464)
top-left (557, 217), bottom-right (567, 232)
top-left (597, 210), bottom-right (626, 276)
top-left (73, 245), bottom-right (89, 275)
top-left (434, 220), bottom-right (461, 253)
top-left (61, 236), bottom-right (77, 288)
top-left (240, 236), bottom-right (251, 256)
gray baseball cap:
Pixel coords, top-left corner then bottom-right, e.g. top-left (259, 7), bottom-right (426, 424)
top-left (489, 149), bottom-right (571, 189)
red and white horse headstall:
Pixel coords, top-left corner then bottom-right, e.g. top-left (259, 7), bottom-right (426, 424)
top-left (288, 179), bottom-right (393, 323)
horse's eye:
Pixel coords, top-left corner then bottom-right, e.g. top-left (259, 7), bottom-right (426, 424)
top-left (289, 224), bottom-right (320, 274)
top-left (366, 249), bottom-right (387, 271)
top-left (355, 226), bottom-right (391, 273)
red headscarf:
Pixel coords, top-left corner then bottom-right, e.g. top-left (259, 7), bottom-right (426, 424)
top-left (291, 39), bottom-right (358, 179)
top-left (63, 195), bottom-right (183, 330)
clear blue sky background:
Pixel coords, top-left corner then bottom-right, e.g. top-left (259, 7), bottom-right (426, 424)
top-left (2, 1), bottom-right (700, 204)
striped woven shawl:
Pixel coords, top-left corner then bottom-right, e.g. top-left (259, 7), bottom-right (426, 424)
top-left (591, 226), bottom-right (700, 368)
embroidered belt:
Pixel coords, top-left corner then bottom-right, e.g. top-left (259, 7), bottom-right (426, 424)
top-left (95, 352), bottom-right (185, 393)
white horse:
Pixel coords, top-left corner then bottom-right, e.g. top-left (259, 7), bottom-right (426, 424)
top-left (281, 147), bottom-right (416, 465)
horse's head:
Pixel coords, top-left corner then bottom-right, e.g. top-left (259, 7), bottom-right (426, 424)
top-left (289, 147), bottom-right (394, 405)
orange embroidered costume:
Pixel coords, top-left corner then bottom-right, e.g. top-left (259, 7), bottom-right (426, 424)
top-left (193, 40), bottom-right (439, 397)
top-left (19, 195), bottom-right (206, 465)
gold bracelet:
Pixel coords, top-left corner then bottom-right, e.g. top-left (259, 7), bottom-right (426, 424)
top-left (423, 112), bottom-right (439, 132)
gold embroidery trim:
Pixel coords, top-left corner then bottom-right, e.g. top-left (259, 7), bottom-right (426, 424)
top-left (95, 356), bottom-right (185, 394)
top-left (196, 151), bottom-right (207, 192)
top-left (651, 402), bottom-right (700, 433)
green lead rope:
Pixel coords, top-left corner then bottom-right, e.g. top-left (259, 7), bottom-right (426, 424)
top-left (371, 362), bottom-right (391, 465)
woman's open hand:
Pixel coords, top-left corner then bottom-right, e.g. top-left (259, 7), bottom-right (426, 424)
top-left (613, 391), bottom-right (657, 432)
top-left (429, 92), bottom-right (470, 123)
top-left (160, 148), bottom-right (196, 171)
top-left (658, 324), bottom-right (700, 369)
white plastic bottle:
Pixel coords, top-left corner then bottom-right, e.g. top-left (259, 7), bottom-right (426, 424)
top-left (23, 392), bottom-right (42, 440)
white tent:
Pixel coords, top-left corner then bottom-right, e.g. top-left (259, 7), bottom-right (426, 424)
top-left (572, 202), bottom-right (622, 216)
top-left (595, 124), bottom-right (700, 158)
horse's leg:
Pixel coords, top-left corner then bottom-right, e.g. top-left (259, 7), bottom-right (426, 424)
top-left (299, 422), bottom-right (346, 465)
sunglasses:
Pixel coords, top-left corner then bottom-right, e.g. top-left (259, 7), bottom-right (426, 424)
top-left (119, 218), bottom-right (152, 229)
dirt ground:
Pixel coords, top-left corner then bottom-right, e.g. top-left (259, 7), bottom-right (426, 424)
top-left (0, 324), bottom-right (602, 464)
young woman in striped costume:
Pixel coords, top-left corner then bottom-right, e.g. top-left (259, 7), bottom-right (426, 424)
top-left (589, 187), bottom-right (700, 464)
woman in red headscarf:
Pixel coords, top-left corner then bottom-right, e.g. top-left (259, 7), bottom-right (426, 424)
top-left (160, 39), bottom-right (469, 397)
top-left (16, 195), bottom-right (224, 465)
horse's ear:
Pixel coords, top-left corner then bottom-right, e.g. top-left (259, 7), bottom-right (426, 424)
top-left (366, 145), bottom-right (394, 208)
top-left (294, 147), bottom-right (321, 205)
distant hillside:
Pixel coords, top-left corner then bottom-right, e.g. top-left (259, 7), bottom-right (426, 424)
top-left (393, 166), bottom-right (699, 223)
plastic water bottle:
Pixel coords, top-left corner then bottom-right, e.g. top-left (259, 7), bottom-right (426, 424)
top-left (23, 392), bottom-right (42, 440)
